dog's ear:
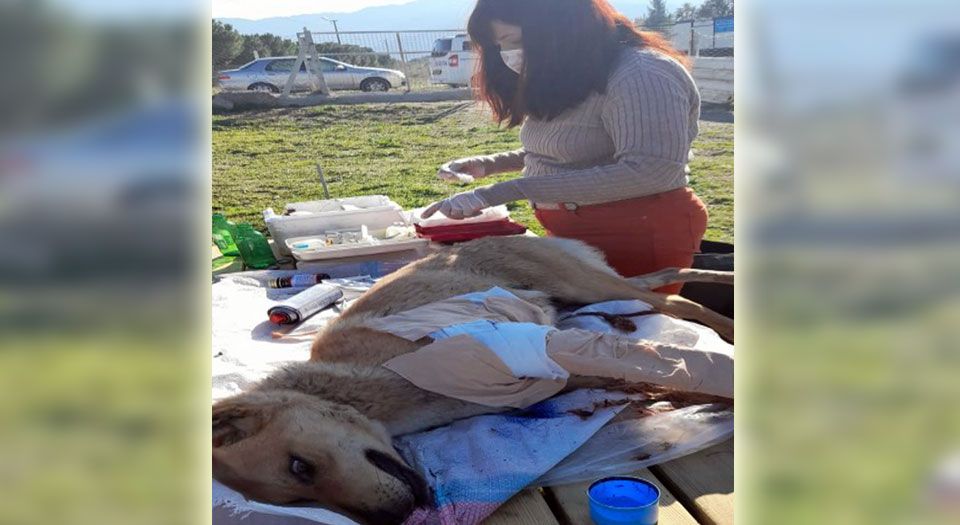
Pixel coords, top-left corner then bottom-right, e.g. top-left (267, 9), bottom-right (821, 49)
top-left (213, 395), bottom-right (270, 448)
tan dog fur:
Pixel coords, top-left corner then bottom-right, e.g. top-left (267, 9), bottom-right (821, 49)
top-left (213, 236), bottom-right (733, 523)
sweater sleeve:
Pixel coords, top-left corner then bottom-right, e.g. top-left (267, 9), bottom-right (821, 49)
top-left (475, 58), bottom-right (697, 206)
top-left (468, 148), bottom-right (526, 177)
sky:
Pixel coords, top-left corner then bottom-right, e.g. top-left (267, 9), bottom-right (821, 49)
top-left (212, 0), bottom-right (416, 19)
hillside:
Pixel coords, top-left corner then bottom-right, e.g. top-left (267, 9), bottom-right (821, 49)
top-left (217, 0), bottom-right (680, 37)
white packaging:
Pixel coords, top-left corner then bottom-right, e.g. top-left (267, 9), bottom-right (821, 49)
top-left (295, 251), bottom-right (426, 278)
top-left (214, 479), bottom-right (359, 525)
top-left (410, 205), bottom-right (510, 228)
top-left (285, 235), bottom-right (429, 262)
top-left (264, 196), bottom-right (407, 256)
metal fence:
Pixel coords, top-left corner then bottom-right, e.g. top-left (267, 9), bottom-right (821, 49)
top-left (310, 29), bottom-right (466, 92)
top-left (646, 16), bottom-right (735, 57)
top-left (300, 21), bottom-right (733, 92)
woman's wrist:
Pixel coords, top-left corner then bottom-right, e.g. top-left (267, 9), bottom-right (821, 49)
top-left (476, 149), bottom-right (526, 177)
top-left (474, 180), bottom-right (526, 207)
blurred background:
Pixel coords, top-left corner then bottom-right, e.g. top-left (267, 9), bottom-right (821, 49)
top-left (0, 0), bottom-right (958, 524)
top-left (738, 0), bottom-right (960, 523)
top-left (0, 1), bottom-right (207, 524)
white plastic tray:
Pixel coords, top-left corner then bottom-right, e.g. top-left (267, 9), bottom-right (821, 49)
top-left (285, 235), bottom-right (429, 262)
top-left (264, 195), bottom-right (407, 256)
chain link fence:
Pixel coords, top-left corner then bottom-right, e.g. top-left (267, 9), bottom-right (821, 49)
top-left (645, 16), bottom-right (734, 57)
top-left (299, 19), bottom-right (733, 93)
top-left (310, 29), bottom-right (467, 92)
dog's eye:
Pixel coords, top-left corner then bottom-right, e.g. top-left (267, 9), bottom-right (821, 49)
top-left (288, 455), bottom-right (315, 484)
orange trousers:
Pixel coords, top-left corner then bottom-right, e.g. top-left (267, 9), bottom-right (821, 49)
top-left (534, 187), bottom-right (708, 294)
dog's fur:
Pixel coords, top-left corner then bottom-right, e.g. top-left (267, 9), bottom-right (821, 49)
top-left (213, 237), bottom-right (733, 523)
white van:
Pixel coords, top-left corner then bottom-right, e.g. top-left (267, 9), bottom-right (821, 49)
top-left (429, 34), bottom-right (478, 88)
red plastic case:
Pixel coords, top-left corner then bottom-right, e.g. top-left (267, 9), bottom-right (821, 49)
top-left (415, 219), bottom-right (528, 244)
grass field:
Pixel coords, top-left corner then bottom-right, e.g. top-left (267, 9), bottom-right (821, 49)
top-left (213, 102), bottom-right (733, 242)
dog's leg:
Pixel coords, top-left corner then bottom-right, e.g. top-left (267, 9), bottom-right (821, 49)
top-left (627, 268), bottom-right (734, 289)
top-left (628, 291), bottom-right (734, 342)
top-left (537, 269), bottom-right (734, 342)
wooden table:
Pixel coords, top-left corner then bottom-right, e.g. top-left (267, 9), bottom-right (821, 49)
top-left (486, 439), bottom-right (733, 525)
top-left (213, 247), bottom-right (733, 524)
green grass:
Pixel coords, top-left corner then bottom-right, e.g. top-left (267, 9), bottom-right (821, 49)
top-left (213, 102), bottom-right (733, 242)
top-left (0, 335), bottom-right (201, 525)
top-left (689, 122), bottom-right (734, 242)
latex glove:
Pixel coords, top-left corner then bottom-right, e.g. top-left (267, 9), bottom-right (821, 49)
top-left (422, 190), bottom-right (490, 220)
top-left (437, 158), bottom-right (486, 184)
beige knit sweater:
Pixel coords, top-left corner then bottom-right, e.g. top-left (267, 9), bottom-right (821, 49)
top-left (469, 48), bottom-right (701, 207)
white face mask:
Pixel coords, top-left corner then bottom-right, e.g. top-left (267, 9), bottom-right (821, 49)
top-left (500, 49), bottom-right (524, 74)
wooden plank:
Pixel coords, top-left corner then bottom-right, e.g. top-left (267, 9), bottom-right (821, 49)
top-left (693, 70), bottom-right (734, 81)
top-left (650, 439), bottom-right (734, 525)
top-left (695, 79), bottom-right (735, 92)
top-left (693, 58), bottom-right (734, 70)
top-left (484, 488), bottom-right (559, 525)
top-left (545, 468), bottom-right (699, 525)
top-left (693, 66), bottom-right (734, 75)
top-left (700, 89), bottom-right (734, 104)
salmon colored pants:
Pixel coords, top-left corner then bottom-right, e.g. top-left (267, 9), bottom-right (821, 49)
top-left (534, 187), bottom-right (708, 295)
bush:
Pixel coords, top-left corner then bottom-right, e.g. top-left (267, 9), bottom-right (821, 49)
top-left (316, 43), bottom-right (400, 68)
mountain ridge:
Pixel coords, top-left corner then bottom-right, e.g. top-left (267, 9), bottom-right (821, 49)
top-left (217, 0), bottom-right (689, 36)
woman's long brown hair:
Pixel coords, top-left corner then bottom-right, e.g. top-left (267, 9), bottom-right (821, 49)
top-left (468, 0), bottom-right (690, 127)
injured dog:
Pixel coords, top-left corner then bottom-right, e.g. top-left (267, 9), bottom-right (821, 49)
top-left (213, 236), bottom-right (733, 524)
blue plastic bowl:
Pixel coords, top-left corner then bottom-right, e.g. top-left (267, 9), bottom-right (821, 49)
top-left (587, 476), bottom-right (661, 525)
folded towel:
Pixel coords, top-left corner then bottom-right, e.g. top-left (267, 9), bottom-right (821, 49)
top-left (396, 389), bottom-right (629, 525)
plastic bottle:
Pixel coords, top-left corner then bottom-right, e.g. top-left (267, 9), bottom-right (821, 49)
top-left (267, 284), bottom-right (343, 325)
top-left (212, 214), bottom-right (240, 256)
top-left (233, 224), bottom-right (277, 269)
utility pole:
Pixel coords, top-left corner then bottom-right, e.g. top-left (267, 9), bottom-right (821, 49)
top-left (321, 16), bottom-right (341, 44)
top-left (396, 32), bottom-right (406, 63)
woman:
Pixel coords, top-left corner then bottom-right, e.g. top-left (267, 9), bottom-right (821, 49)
top-left (422, 0), bottom-right (708, 294)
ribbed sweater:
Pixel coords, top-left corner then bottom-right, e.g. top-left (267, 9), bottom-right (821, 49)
top-left (469, 48), bottom-right (701, 207)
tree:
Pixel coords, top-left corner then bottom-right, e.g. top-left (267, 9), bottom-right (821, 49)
top-left (212, 20), bottom-right (242, 71)
top-left (643, 0), bottom-right (672, 29)
top-left (697, 0), bottom-right (734, 19)
top-left (315, 43), bottom-right (399, 68)
top-left (234, 33), bottom-right (298, 66)
top-left (673, 2), bottom-right (698, 21)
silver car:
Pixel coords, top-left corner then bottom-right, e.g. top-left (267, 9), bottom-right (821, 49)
top-left (217, 56), bottom-right (407, 93)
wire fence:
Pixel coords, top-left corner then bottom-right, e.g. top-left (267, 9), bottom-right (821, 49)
top-left (645, 16), bottom-right (734, 57)
top-left (298, 19), bottom-right (732, 92)
top-left (310, 30), bottom-right (466, 91)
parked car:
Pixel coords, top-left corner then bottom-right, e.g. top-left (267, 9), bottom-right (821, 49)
top-left (893, 35), bottom-right (960, 183)
top-left (217, 56), bottom-right (407, 93)
top-left (0, 100), bottom-right (197, 278)
top-left (429, 34), bottom-right (478, 88)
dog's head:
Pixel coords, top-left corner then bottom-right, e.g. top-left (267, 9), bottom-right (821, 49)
top-left (212, 390), bottom-right (429, 524)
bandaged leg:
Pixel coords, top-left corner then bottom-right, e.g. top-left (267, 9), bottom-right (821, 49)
top-left (546, 329), bottom-right (733, 399)
top-left (385, 322), bottom-right (732, 410)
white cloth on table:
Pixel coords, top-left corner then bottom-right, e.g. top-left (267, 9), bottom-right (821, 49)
top-left (211, 275), bottom-right (733, 525)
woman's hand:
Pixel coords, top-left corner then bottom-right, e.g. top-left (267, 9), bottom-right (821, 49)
top-left (421, 190), bottom-right (490, 220)
top-left (437, 158), bottom-right (486, 184)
